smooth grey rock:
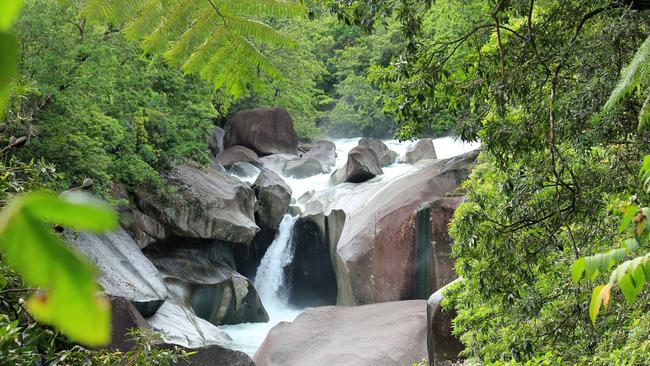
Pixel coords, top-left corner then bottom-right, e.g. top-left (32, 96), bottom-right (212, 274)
top-left (404, 139), bottom-right (437, 164)
top-left (358, 138), bottom-right (398, 167)
top-left (147, 300), bottom-right (233, 348)
top-left (215, 146), bottom-right (262, 168)
top-left (165, 344), bottom-right (255, 366)
top-left (69, 228), bottom-right (167, 315)
top-left (254, 300), bottom-right (428, 366)
top-left (254, 169), bottom-right (292, 231)
top-left (427, 280), bottom-right (464, 366)
top-left (134, 164), bottom-right (259, 244)
top-left (225, 107), bottom-right (298, 156)
top-left (108, 296), bottom-right (151, 351)
top-left (259, 153), bottom-right (299, 175)
top-left (229, 162), bottom-right (261, 182)
top-left (145, 240), bottom-right (269, 326)
top-left (330, 145), bottom-right (383, 185)
top-left (303, 140), bottom-right (336, 170)
top-left (208, 126), bottom-right (225, 157)
top-left (283, 157), bottom-right (327, 179)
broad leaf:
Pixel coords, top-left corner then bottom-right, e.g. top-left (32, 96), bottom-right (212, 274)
top-left (619, 204), bottom-right (639, 234)
top-left (0, 191), bottom-right (117, 346)
top-left (589, 284), bottom-right (611, 325)
top-left (0, 0), bottom-right (22, 31)
top-left (0, 32), bottom-right (18, 120)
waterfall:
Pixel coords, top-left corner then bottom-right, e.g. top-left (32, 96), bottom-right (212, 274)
top-left (254, 214), bottom-right (298, 313)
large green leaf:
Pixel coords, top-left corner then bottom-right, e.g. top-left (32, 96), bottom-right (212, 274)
top-left (589, 284), bottom-right (610, 325)
top-left (0, 32), bottom-right (18, 120)
top-left (0, 191), bottom-right (117, 346)
top-left (0, 0), bottom-right (22, 31)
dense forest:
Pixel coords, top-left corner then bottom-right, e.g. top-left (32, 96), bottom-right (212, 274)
top-left (1, 0), bottom-right (650, 365)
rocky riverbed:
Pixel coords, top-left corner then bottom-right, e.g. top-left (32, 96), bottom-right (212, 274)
top-left (69, 107), bottom-right (479, 366)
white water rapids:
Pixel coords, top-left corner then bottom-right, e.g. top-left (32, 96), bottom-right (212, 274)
top-left (218, 136), bottom-right (480, 357)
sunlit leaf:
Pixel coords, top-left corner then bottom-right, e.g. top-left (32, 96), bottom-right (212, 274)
top-left (25, 192), bottom-right (117, 233)
top-left (0, 32), bottom-right (18, 120)
top-left (0, 0), bottom-right (22, 31)
top-left (589, 284), bottom-right (610, 325)
top-left (0, 191), bottom-right (117, 346)
top-left (571, 257), bottom-right (585, 283)
top-left (619, 204), bottom-right (638, 234)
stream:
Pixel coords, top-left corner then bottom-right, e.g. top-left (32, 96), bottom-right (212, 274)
top-left (219, 136), bottom-right (480, 356)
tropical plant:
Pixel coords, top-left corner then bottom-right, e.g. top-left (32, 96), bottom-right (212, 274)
top-left (79, 0), bottom-right (307, 99)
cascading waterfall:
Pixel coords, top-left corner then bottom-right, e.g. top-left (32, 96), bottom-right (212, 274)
top-left (219, 136), bottom-right (481, 357)
top-left (219, 215), bottom-right (301, 357)
top-left (254, 214), bottom-right (298, 312)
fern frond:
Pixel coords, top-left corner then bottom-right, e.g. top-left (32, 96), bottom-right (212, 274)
top-left (142, 0), bottom-right (207, 54)
top-left (216, 0), bottom-right (306, 18)
top-left (605, 35), bottom-right (650, 112)
top-left (226, 15), bottom-right (296, 48)
top-left (81, 0), bottom-right (305, 99)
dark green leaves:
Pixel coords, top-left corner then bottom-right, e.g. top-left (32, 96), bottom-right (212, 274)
top-left (0, 191), bottom-right (117, 346)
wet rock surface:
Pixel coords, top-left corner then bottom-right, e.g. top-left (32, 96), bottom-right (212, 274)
top-left (427, 280), bottom-right (464, 366)
top-left (254, 300), bottom-right (428, 366)
top-left (145, 239), bottom-right (269, 326)
top-left (215, 146), bottom-right (263, 168)
top-left (302, 140), bottom-right (336, 170)
top-left (330, 145), bottom-right (383, 185)
top-left (358, 137), bottom-right (398, 167)
top-left (133, 164), bottom-right (259, 244)
top-left (404, 138), bottom-right (437, 164)
top-left (225, 107), bottom-right (298, 156)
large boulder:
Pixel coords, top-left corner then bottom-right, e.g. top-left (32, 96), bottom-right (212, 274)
top-left (254, 169), bottom-right (292, 231)
top-left (294, 151), bottom-right (477, 305)
top-left (427, 280), bottom-right (464, 366)
top-left (145, 240), bottom-right (269, 326)
top-left (330, 145), bottom-right (383, 185)
top-left (254, 300), bottom-right (428, 366)
top-left (413, 197), bottom-right (464, 298)
top-left (259, 153), bottom-right (299, 175)
top-left (283, 158), bottom-right (327, 179)
top-left (215, 146), bottom-right (262, 169)
top-left (168, 344), bottom-right (255, 366)
top-left (404, 139), bottom-right (437, 164)
top-left (225, 107), bottom-right (298, 156)
top-left (133, 164), bottom-right (259, 244)
top-left (303, 140), bottom-right (336, 170)
top-left (108, 296), bottom-right (151, 351)
top-left (148, 299), bottom-right (233, 348)
top-left (69, 228), bottom-right (167, 316)
top-left (208, 126), bottom-right (225, 157)
top-left (228, 162), bottom-right (261, 183)
top-left (358, 138), bottom-right (398, 167)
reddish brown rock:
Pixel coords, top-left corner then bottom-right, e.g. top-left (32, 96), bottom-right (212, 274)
top-left (225, 107), bottom-right (298, 156)
top-left (427, 280), bottom-right (464, 366)
top-left (404, 139), bottom-right (437, 164)
top-left (254, 300), bottom-right (428, 366)
top-left (295, 151), bottom-right (477, 305)
top-left (330, 145), bottom-right (383, 185)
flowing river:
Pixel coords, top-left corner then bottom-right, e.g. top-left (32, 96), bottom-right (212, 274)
top-left (219, 136), bottom-right (480, 356)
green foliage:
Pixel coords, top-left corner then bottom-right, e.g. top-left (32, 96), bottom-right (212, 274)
top-left (572, 157), bottom-right (650, 324)
top-left (604, 34), bottom-right (650, 129)
top-left (0, 191), bottom-right (117, 346)
top-left (8, 0), bottom-right (218, 192)
top-left (50, 329), bottom-right (192, 365)
top-left (81, 0), bottom-right (306, 99)
top-left (0, 0), bottom-right (21, 120)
